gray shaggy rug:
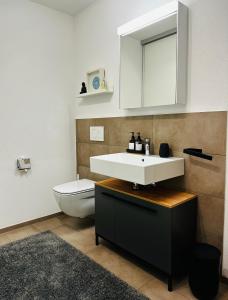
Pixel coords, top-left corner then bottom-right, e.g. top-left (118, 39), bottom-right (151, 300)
top-left (0, 231), bottom-right (148, 300)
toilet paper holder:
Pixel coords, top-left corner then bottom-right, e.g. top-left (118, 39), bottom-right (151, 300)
top-left (17, 158), bottom-right (31, 172)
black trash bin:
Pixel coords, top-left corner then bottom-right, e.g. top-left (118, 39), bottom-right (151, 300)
top-left (189, 243), bottom-right (221, 300)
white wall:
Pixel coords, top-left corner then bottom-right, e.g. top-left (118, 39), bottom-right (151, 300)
top-left (74, 0), bottom-right (228, 119)
top-left (0, 0), bottom-right (75, 229)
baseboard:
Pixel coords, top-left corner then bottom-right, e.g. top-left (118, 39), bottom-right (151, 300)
top-left (0, 212), bottom-right (63, 234)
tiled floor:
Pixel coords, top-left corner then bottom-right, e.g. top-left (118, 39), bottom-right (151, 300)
top-left (0, 214), bottom-right (228, 300)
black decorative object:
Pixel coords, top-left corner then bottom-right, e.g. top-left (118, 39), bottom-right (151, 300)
top-left (159, 143), bottom-right (170, 158)
top-left (183, 148), bottom-right (213, 161)
top-left (80, 82), bottom-right (87, 94)
top-left (189, 243), bottom-right (221, 300)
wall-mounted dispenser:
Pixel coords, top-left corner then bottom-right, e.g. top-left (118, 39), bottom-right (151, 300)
top-left (17, 158), bottom-right (31, 172)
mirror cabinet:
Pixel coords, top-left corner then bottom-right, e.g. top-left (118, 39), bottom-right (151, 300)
top-left (118, 1), bottom-right (188, 109)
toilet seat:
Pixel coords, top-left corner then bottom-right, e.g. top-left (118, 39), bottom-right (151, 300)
top-left (53, 179), bottom-right (95, 218)
top-left (53, 179), bottom-right (95, 195)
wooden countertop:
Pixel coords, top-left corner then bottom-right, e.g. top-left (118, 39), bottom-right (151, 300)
top-left (96, 178), bottom-right (196, 208)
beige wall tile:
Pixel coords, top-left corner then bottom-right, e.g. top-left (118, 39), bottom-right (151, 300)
top-left (184, 112), bottom-right (227, 156)
top-left (160, 152), bottom-right (225, 199)
top-left (153, 112), bottom-right (227, 155)
top-left (90, 144), bottom-right (109, 157)
top-left (108, 116), bottom-right (153, 147)
top-left (78, 166), bottom-right (91, 179)
top-left (76, 119), bottom-right (91, 143)
top-left (153, 114), bottom-right (187, 154)
top-left (107, 117), bottom-right (124, 146)
top-left (108, 145), bottom-right (126, 154)
top-left (184, 154), bottom-right (225, 198)
top-left (77, 143), bottom-right (90, 167)
top-left (197, 194), bottom-right (224, 250)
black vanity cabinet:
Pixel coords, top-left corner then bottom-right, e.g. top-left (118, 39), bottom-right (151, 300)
top-left (95, 179), bottom-right (197, 291)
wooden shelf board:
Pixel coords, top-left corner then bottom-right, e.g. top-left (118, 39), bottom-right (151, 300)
top-left (96, 178), bottom-right (197, 208)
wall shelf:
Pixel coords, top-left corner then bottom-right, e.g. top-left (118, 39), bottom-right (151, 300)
top-left (76, 89), bottom-right (113, 99)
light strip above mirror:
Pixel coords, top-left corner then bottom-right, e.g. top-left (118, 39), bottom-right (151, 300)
top-left (117, 1), bottom-right (178, 37)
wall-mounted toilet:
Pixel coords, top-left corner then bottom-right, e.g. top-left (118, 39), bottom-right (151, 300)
top-left (53, 179), bottom-right (95, 218)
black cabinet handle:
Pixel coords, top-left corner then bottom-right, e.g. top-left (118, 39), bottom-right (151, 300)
top-left (102, 191), bottom-right (157, 214)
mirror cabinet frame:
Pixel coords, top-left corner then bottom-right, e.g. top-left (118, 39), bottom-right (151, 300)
top-left (118, 1), bottom-right (188, 109)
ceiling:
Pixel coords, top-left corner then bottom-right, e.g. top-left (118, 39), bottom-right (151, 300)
top-left (31, 0), bottom-right (96, 16)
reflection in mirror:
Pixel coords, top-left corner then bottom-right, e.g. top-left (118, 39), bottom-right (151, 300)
top-left (143, 33), bottom-right (177, 107)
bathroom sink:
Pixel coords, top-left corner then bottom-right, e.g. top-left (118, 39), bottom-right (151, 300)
top-left (90, 152), bottom-right (184, 185)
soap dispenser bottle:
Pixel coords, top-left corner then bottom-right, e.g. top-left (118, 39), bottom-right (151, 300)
top-left (145, 138), bottom-right (150, 156)
top-left (129, 132), bottom-right (135, 150)
top-left (135, 132), bottom-right (142, 152)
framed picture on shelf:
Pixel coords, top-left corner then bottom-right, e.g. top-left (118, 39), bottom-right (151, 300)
top-left (87, 69), bottom-right (106, 92)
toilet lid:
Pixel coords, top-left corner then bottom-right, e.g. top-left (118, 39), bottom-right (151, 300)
top-left (53, 179), bottom-right (95, 195)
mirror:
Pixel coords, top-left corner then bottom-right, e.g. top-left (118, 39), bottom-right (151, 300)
top-left (118, 1), bottom-right (188, 109)
top-left (143, 33), bottom-right (177, 107)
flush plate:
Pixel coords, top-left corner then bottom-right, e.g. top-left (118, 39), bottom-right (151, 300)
top-left (90, 126), bottom-right (104, 142)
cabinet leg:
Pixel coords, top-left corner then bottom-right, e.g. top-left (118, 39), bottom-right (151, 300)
top-left (95, 233), bottom-right (99, 246)
top-left (168, 276), bottom-right (173, 292)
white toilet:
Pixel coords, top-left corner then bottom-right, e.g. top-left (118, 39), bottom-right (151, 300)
top-left (53, 179), bottom-right (95, 218)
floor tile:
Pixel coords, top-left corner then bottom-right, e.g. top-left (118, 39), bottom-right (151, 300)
top-left (65, 225), bottom-right (97, 254)
top-left (1, 215), bottom-right (228, 300)
top-left (6, 225), bottom-right (39, 242)
top-left (59, 215), bottom-right (94, 229)
top-left (217, 282), bottom-right (228, 299)
top-left (112, 256), bottom-right (154, 289)
top-left (68, 239), bottom-right (97, 254)
top-left (87, 244), bottom-right (153, 289)
top-left (174, 281), bottom-right (196, 300)
top-left (51, 225), bottom-right (79, 242)
top-left (139, 278), bottom-right (195, 300)
top-left (32, 217), bottom-right (63, 231)
top-left (0, 233), bottom-right (11, 246)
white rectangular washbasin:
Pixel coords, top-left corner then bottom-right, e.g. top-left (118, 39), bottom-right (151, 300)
top-left (90, 152), bottom-right (184, 185)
